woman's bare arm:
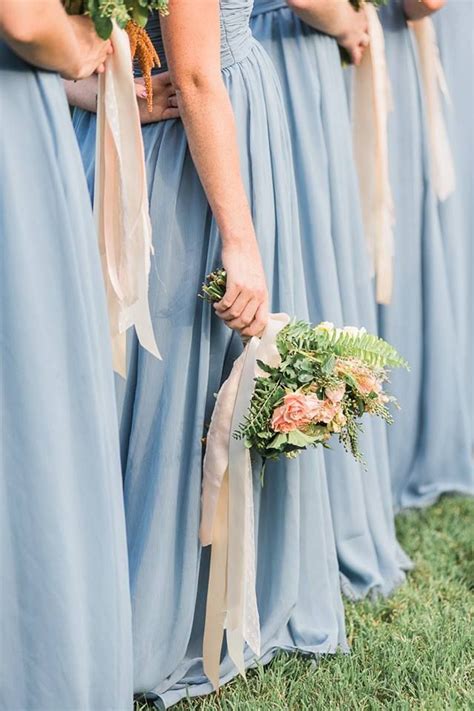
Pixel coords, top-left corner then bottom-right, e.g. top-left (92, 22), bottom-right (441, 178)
top-left (64, 76), bottom-right (99, 112)
top-left (161, 0), bottom-right (268, 336)
top-left (0, 0), bottom-right (111, 79)
top-left (287, 0), bottom-right (369, 65)
top-left (64, 73), bottom-right (180, 122)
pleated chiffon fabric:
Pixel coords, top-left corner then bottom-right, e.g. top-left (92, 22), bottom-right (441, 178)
top-left (375, 0), bottom-right (473, 510)
top-left (74, 2), bottom-right (347, 706)
top-left (433, 1), bottom-right (474, 453)
top-left (251, 0), bottom-right (411, 598)
top-left (0, 43), bottom-right (133, 710)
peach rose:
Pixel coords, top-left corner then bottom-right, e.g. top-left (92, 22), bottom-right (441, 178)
top-left (325, 383), bottom-right (346, 404)
top-left (335, 358), bottom-right (383, 397)
top-left (271, 392), bottom-right (322, 433)
top-left (315, 399), bottom-right (339, 424)
top-left (354, 372), bottom-right (382, 396)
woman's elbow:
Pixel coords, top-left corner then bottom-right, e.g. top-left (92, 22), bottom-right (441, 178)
top-left (0, 15), bottom-right (37, 45)
top-left (173, 69), bottom-right (223, 98)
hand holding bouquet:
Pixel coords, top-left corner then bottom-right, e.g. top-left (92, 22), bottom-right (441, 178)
top-left (63, 0), bottom-right (168, 109)
top-left (201, 269), bottom-right (408, 465)
top-left (200, 269), bottom-right (408, 687)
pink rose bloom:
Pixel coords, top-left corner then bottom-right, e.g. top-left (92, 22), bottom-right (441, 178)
top-left (325, 383), bottom-right (346, 404)
top-left (271, 392), bottom-right (313, 433)
top-left (316, 399), bottom-right (339, 424)
top-left (355, 372), bottom-right (382, 396)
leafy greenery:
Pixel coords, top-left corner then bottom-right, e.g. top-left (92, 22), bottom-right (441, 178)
top-left (63, 0), bottom-right (168, 39)
top-left (200, 270), bottom-right (408, 465)
top-left (135, 495), bottom-right (474, 711)
top-left (349, 0), bottom-right (387, 9)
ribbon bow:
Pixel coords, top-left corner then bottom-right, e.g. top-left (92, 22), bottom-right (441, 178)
top-left (409, 17), bottom-right (455, 201)
top-left (351, 5), bottom-right (395, 305)
top-left (94, 23), bottom-right (160, 376)
top-left (200, 314), bottom-right (290, 689)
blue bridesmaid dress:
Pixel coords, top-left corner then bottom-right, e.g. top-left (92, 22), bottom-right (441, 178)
top-left (250, 0), bottom-right (410, 597)
top-left (74, 2), bottom-right (347, 705)
top-left (0, 43), bottom-right (133, 710)
top-left (433, 1), bottom-right (474, 451)
top-left (376, 0), bottom-right (473, 509)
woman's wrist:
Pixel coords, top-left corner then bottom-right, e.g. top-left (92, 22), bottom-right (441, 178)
top-left (404, 0), bottom-right (445, 20)
top-left (218, 216), bottom-right (257, 248)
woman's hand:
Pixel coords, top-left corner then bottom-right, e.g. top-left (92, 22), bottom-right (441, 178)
top-left (287, 0), bottom-right (369, 65)
top-left (215, 239), bottom-right (269, 338)
top-left (64, 15), bottom-right (113, 79)
top-left (335, 5), bottom-right (370, 66)
top-left (404, 0), bottom-right (445, 21)
top-left (137, 73), bottom-right (180, 124)
top-left (0, 0), bottom-right (110, 77)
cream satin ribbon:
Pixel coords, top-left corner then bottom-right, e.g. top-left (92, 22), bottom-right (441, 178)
top-left (351, 5), bottom-right (395, 305)
top-left (409, 17), bottom-right (455, 201)
top-left (94, 23), bottom-right (160, 377)
top-left (201, 314), bottom-right (290, 690)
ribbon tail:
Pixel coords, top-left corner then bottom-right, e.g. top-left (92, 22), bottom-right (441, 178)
top-left (352, 6), bottom-right (395, 305)
top-left (94, 23), bottom-right (160, 375)
top-left (203, 470), bottom-right (229, 691)
top-left (410, 17), bottom-right (456, 201)
top-left (201, 316), bottom-right (288, 687)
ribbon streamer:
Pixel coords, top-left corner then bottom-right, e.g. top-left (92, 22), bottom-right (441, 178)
top-left (94, 23), bottom-right (160, 376)
top-left (409, 17), bottom-right (455, 201)
top-left (351, 5), bottom-right (395, 305)
top-left (201, 314), bottom-right (290, 690)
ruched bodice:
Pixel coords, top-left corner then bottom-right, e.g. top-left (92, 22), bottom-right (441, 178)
top-left (140, 0), bottom-right (256, 73)
top-left (219, 0), bottom-right (254, 66)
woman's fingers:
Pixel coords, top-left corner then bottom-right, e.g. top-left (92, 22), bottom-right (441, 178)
top-left (214, 282), bottom-right (240, 313)
top-left (163, 107), bottom-right (180, 120)
top-left (216, 290), bottom-right (249, 320)
top-left (351, 46), bottom-right (364, 66)
top-left (168, 95), bottom-right (178, 108)
top-left (240, 302), bottom-right (269, 339)
top-left (225, 297), bottom-right (259, 331)
top-left (360, 32), bottom-right (370, 48)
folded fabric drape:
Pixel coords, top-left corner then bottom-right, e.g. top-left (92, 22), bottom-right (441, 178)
top-left (351, 5), bottom-right (395, 305)
top-left (94, 23), bottom-right (160, 376)
top-left (201, 314), bottom-right (290, 690)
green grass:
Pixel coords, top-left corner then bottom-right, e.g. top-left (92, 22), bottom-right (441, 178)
top-left (136, 496), bottom-right (474, 710)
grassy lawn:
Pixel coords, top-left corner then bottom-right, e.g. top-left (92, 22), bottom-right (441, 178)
top-left (137, 495), bottom-right (473, 710)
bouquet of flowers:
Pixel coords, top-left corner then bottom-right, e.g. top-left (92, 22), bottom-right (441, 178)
top-left (63, 0), bottom-right (168, 109)
top-left (63, 0), bottom-right (168, 38)
top-left (200, 268), bottom-right (408, 688)
top-left (201, 269), bottom-right (408, 464)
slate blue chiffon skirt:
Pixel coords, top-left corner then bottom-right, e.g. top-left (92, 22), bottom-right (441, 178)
top-left (434, 1), bottom-right (474, 452)
top-left (251, 0), bottom-right (411, 597)
top-left (376, 0), bottom-right (473, 509)
top-left (74, 30), bottom-right (347, 708)
top-left (0, 43), bottom-right (133, 710)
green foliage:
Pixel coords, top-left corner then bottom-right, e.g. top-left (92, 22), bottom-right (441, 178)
top-left (349, 0), bottom-right (388, 10)
top-left (134, 496), bottom-right (474, 711)
top-left (63, 0), bottom-right (168, 39)
top-left (200, 270), bottom-right (409, 467)
top-left (281, 321), bottom-right (409, 371)
top-left (200, 269), bottom-right (227, 304)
